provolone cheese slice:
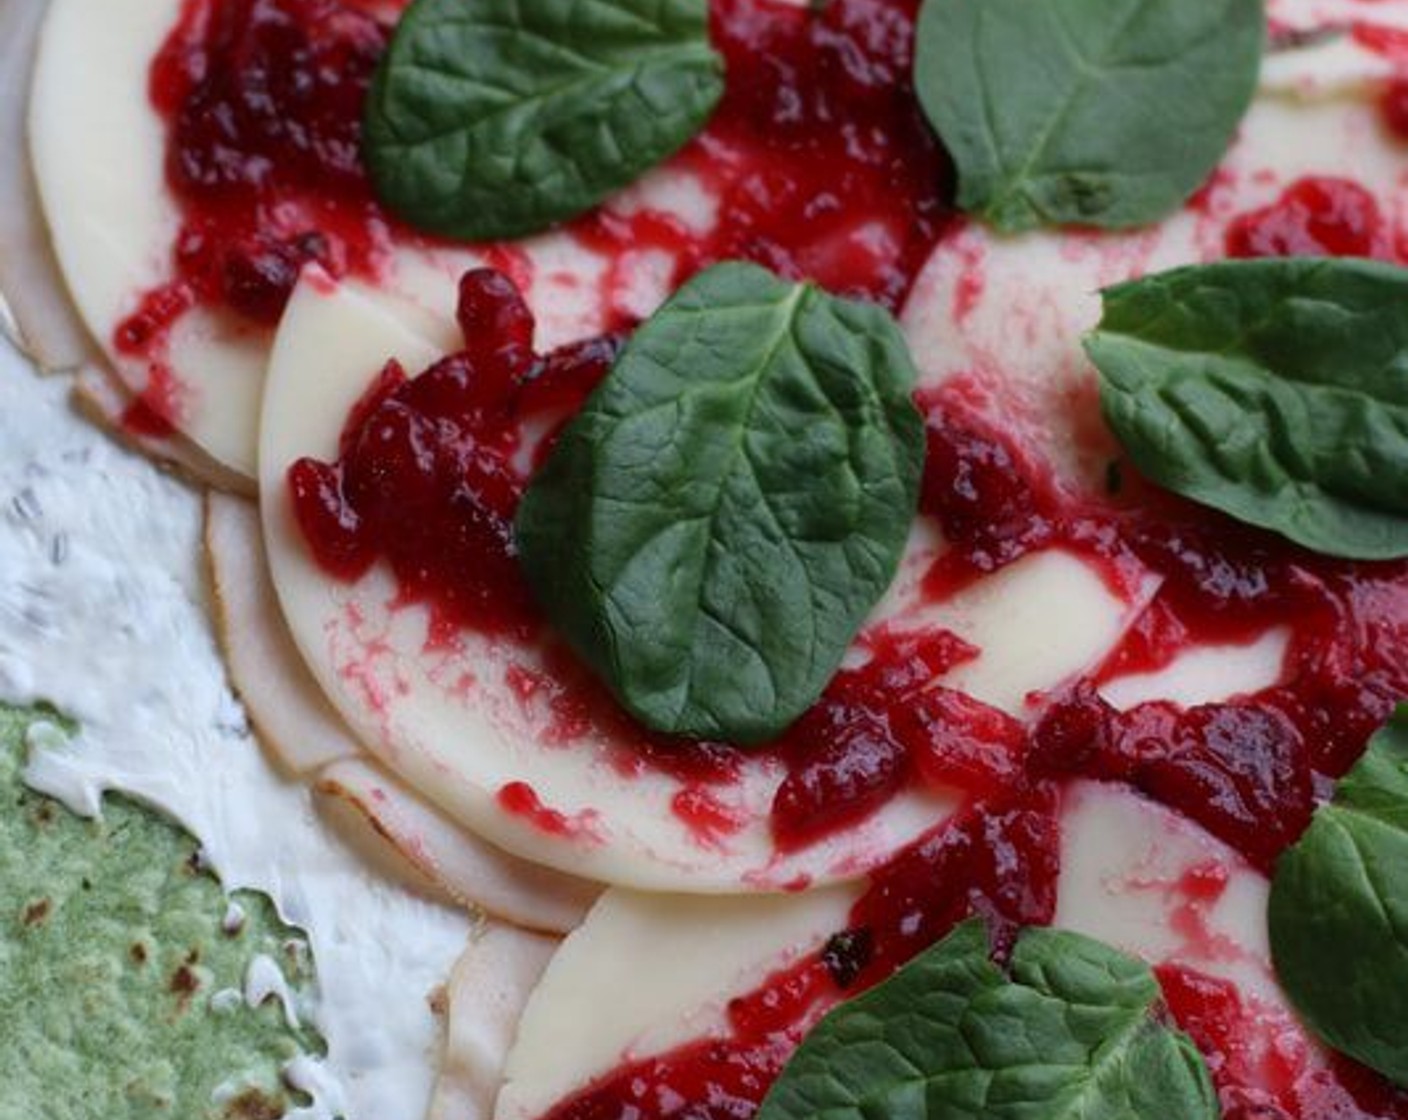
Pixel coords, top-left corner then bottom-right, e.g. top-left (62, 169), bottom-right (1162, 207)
top-left (492, 780), bottom-right (1305, 1120)
top-left (493, 885), bottom-right (859, 1120)
top-left (1100, 628), bottom-right (1290, 712)
top-left (1056, 781), bottom-right (1357, 1105)
top-left (259, 275), bottom-right (1146, 891)
top-left (1056, 781), bottom-right (1280, 1006)
top-left (31, 0), bottom-right (264, 476)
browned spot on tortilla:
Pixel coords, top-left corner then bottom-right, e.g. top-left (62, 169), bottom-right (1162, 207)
top-left (224, 1088), bottom-right (285, 1120)
top-left (130, 942), bottom-right (148, 965)
top-left (22, 898), bottom-right (50, 926)
top-left (428, 983), bottom-right (448, 1017)
top-left (170, 964), bottom-right (200, 1007)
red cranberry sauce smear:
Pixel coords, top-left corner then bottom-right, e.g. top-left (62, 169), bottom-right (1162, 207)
top-left (574, 0), bottom-right (955, 318)
top-left (497, 781), bottom-right (603, 843)
top-left (917, 385), bottom-right (1408, 874)
top-left (538, 793), bottom-right (1058, 1120)
top-left (768, 626), bottom-right (990, 851)
top-left (131, 0), bottom-right (949, 365)
top-left (503, 622), bottom-right (1018, 850)
top-left (1225, 177), bottom-right (1396, 261)
top-left (1159, 963), bottom-right (1408, 1120)
top-left (121, 0), bottom-right (394, 363)
top-left (288, 270), bottom-right (620, 642)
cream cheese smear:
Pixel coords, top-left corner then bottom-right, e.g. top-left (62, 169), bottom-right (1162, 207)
top-left (0, 343), bottom-right (471, 1120)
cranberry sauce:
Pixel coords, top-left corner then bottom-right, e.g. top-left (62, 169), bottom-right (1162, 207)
top-left (1160, 964), bottom-right (1408, 1120)
top-left (575, 0), bottom-right (954, 319)
top-left (122, 0), bottom-right (394, 363)
top-left (288, 270), bottom-right (620, 643)
top-left (919, 396), bottom-right (1408, 875)
top-left (126, 0), bottom-right (950, 428)
top-left (539, 792), bottom-right (1059, 1120)
top-left (1225, 177), bottom-right (1396, 261)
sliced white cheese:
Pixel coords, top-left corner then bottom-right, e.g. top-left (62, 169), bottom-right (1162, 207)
top-left (494, 885), bottom-right (859, 1120)
top-left (30, 0), bottom-right (267, 476)
top-left (1056, 780), bottom-right (1280, 1006)
top-left (1054, 781), bottom-right (1360, 1105)
top-left (1099, 628), bottom-right (1290, 712)
top-left (260, 276), bottom-right (1148, 891)
top-left (493, 781), bottom-right (1313, 1119)
top-left (208, 491), bottom-right (602, 930)
top-left (489, 781), bottom-right (1340, 1120)
top-left (924, 550), bottom-right (1154, 714)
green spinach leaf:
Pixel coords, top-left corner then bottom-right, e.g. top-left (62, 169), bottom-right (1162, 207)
top-left (1270, 704), bottom-right (1408, 1088)
top-left (515, 261), bottom-right (924, 744)
top-left (914, 0), bottom-right (1263, 231)
top-left (1086, 257), bottom-right (1408, 560)
top-left (757, 918), bottom-right (1219, 1120)
top-left (365, 0), bottom-right (723, 240)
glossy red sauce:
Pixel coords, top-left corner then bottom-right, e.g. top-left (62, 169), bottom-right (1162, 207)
top-left (288, 270), bottom-right (619, 643)
top-left (922, 402), bottom-right (1408, 875)
top-left (1225, 177), bottom-right (1395, 261)
top-left (498, 781), bottom-right (603, 843)
top-left (128, 0), bottom-right (950, 430)
top-left (574, 0), bottom-right (954, 320)
top-left (1159, 964), bottom-right (1408, 1120)
top-left (134, 0), bottom-right (393, 335)
top-left (114, 0), bottom-right (397, 429)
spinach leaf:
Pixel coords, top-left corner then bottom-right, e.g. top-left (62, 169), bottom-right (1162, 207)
top-left (515, 261), bottom-right (923, 745)
top-left (1270, 704), bottom-right (1408, 1088)
top-left (914, 0), bottom-right (1263, 232)
top-left (757, 918), bottom-right (1219, 1120)
top-left (364, 0), bottom-right (723, 240)
top-left (1086, 258), bottom-right (1408, 560)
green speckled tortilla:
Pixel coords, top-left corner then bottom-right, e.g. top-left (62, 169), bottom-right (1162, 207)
top-left (0, 704), bottom-right (327, 1120)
